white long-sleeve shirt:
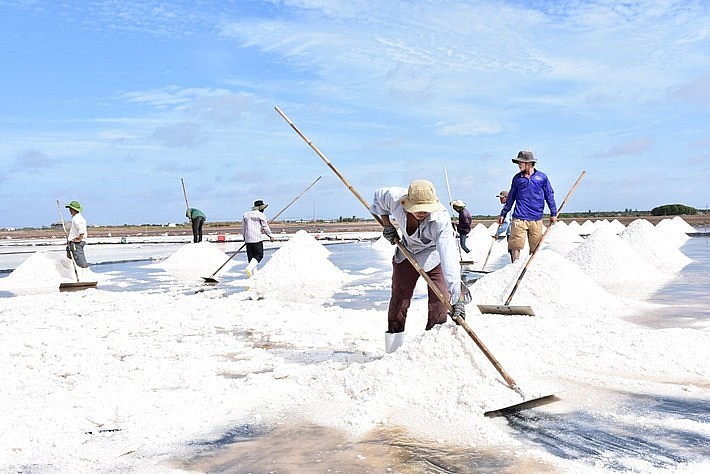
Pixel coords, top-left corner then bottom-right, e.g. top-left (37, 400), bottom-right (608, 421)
top-left (370, 186), bottom-right (461, 302)
top-left (242, 210), bottom-right (273, 243)
top-left (67, 212), bottom-right (87, 242)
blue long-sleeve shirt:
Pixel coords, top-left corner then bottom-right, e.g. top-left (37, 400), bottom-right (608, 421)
top-left (500, 169), bottom-right (557, 221)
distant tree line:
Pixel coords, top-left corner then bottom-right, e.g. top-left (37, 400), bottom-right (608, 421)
top-left (650, 204), bottom-right (697, 216)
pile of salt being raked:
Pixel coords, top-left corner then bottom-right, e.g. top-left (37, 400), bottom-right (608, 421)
top-left (568, 226), bottom-right (670, 298)
top-left (148, 241), bottom-right (233, 280)
top-left (248, 230), bottom-right (354, 303)
top-left (620, 219), bottom-right (691, 273)
top-left (469, 248), bottom-right (639, 317)
top-left (0, 251), bottom-right (102, 294)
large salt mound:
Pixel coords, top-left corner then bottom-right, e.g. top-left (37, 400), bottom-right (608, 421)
top-left (580, 220), bottom-right (596, 235)
top-left (149, 241), bottom-right (233, 279)
top-left (0, 251), bottom-right (101, 294)
top-left (566, 220), bottom-right (582, 235)
top-left (249, 230), bottom-right (352, 302)
top-left (542, 221), bottom-right (582, 257)
top-left (655, 216), bottom-right (693, 248)
top-left (620, 219), bottom-right (692, 273)
top-left (568, 227), bottom-right (669, 298)
top-left (469, 249), bottom-right (638, 317)
top-left (609, 219), bottom-right (626, 233)
top-left (462, 224), bottom-right (497, 262)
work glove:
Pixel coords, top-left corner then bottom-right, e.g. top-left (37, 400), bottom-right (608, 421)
top-left (449, 301), bottom-right (466, 325)
top-left (382, 224), bottom-right (398, 245)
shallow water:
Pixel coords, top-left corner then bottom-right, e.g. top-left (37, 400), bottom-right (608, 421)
top-left (639, 236), bottom-right (710, 328)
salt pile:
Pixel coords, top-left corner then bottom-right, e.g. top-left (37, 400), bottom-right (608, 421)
top-left (655, 216), bottom-right (694, 247)
top-left (580, 219), bottom-right (596, 234)
top-left (609, 219), bottom-right (626, 233)
top-left (620, 219), bottom-right (692, 273)
top-left (0, 251), bottom-right (101, 294)
top-left (148, 241), bottom-right (232, 279)
top-left (542, 220), bottom-right (582, 256)
top-left (469, 249), bottom-right (637, 316)
top-left (249, 230), bottom-right (353, 302)
top-left (568, 227), bottom-right (669, 298)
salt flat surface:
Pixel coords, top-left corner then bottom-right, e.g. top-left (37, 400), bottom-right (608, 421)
top-left (0, 218), bottom-right (707, 473)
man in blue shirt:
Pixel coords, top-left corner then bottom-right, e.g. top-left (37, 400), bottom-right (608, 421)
top-left (498, 151), bottom-right (557, 262)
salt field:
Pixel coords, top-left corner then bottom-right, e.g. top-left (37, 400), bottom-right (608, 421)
top-left (0, 217), bottom-right (708, 473)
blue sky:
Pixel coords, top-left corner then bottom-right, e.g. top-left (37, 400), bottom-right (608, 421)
top-left (1, 0), bottom-right (708, 228)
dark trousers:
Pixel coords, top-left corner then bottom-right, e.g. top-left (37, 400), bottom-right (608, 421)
top-left (387, 258), bottom-right (449, 333)
top-left (458, 231), bottom-right (470, 253)
top-left (66, 241), bottom-right (89, 268)
top-left (246, 241), bottom-right (264, 263)
top-left (191, 216), bottom-right (205, 243)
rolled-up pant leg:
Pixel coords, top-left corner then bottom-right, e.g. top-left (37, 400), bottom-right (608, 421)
top-left (66, 241), bottom-right (89, 268)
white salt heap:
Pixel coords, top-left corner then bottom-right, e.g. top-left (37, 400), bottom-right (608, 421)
top-left (580, 219), bottom-right (596, 234)
top-left (568, 227), bottom-right (669, 298)
top-left (609, 218), bottom-right (626, 233)
top-left (655, 215), bottom-right (694, 247)
top-left (542, 220), bottom-right (582, 257)
top-left (149, 241), bottom-right (233, 280)
top-left (620, 219), bottom-right (692, 273)
top-left (249, 230), bottom-right (353, 302)
top-left (0, 250), bottom-right (102, 294)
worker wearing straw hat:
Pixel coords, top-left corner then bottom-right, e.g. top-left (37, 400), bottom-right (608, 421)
top-left (371, 179), bottom-right (466, 353)
top-left (451, 199), bottom-right (471, 254)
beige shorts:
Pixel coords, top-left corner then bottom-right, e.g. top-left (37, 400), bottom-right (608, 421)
top-left (508, 219), bottom-right (543, 252)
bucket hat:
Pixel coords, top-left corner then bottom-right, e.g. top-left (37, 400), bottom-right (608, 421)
top-left (65, 200), bottom-right (83, 212)
top-left (401, 180), bottom-right (443, 213)
top-left (512, 150), bottom-right (536, 164)
top-left (452, 199), bottom-right (466, 209)
top-left (496, 190), bottom-right (508, 198)
top-left (252, 200), bottom-right (268, 211)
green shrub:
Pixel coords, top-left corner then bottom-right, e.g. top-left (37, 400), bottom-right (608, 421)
top-left (650, 204), bottom-right (697, 216)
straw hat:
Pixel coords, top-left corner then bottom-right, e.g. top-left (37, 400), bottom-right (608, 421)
top-left (401, 180), bottom-right (443, 213)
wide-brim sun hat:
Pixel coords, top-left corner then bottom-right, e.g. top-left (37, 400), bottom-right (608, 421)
top-left (65, 200), bottom-right (83, 212)
top-left (512, 150), bottom-right (536, 164)
top-left (252, 200), bottom-right (268, 211)
top-left (402, 179), bottom-right (444, 213)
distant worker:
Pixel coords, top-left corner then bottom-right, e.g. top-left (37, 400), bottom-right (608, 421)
top-left (495, 190), bottom-right (513, 262)
top-left (186, 208), bottom-right (206, 243)
top-left (371, 179), bottom-right (466, 354)
top-left (498, 151), bottom-right (557, 262)
top-left (242, 200), bottom-right (275, 268)
top-left (451, 199), bottom-right (471, 254)
top-left (65, 200), bottom-right (89, 268)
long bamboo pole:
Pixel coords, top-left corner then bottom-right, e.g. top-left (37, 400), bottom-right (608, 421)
top-left (274, 105), bottom-right (526, 392)
top-left (202, 176), bottom-right (322, 282)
